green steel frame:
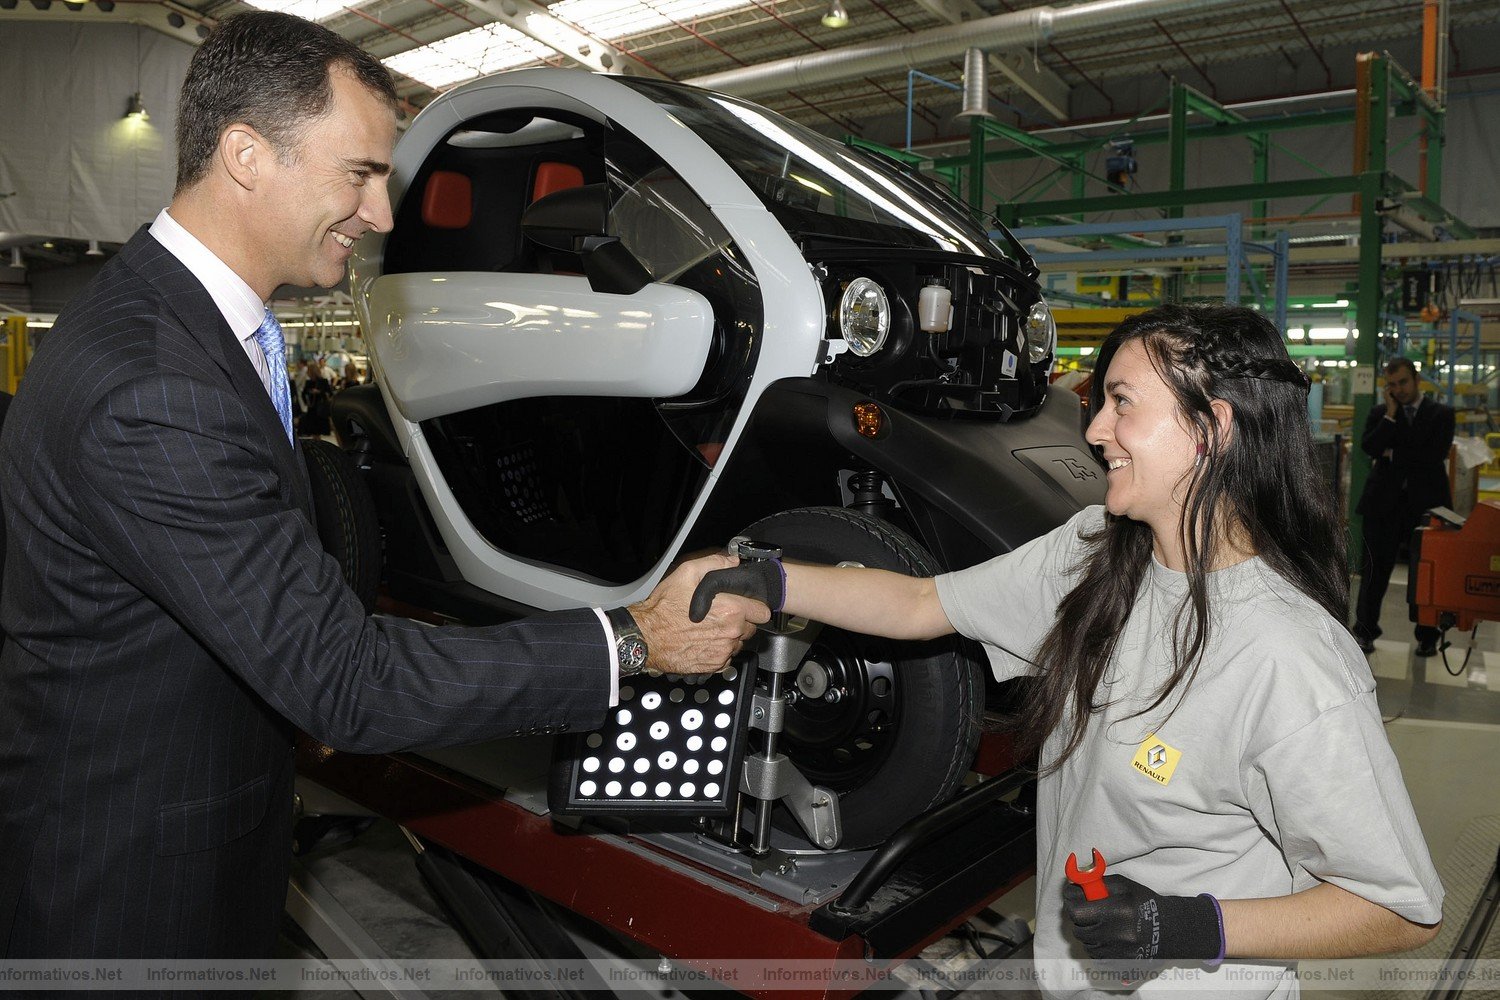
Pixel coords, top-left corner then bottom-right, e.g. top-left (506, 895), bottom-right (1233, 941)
top-left (866, 52), bottom-right (1473, 579)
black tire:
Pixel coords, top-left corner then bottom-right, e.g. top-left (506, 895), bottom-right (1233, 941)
top-left (739, 506), bottom-right (983, 849)
top-left (303, 439), bottom-right (382, 614)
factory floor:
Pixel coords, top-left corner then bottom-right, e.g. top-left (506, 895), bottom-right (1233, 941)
top-left (272, 563), bottom-right (1500, 999)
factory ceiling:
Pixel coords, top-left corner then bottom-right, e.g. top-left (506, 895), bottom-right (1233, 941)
top-left (2, 0), bottom-right (1494, 144)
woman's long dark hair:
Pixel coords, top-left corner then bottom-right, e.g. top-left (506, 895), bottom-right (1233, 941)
top-left (1014, 304), bottom-right (1348, 772)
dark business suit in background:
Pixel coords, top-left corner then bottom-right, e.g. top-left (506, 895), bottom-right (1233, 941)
top-left (1353, 394), bottom-right (1456, 648)
top-left (0, 229), bottom-right (612, 957)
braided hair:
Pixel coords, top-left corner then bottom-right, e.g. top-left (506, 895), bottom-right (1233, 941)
top-left (1014, 304), bottom-right (1346, 772)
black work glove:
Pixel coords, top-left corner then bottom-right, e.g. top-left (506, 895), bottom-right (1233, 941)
top-left (1062, 874), bottom-right (1225, 965)
top-left (689, 559), bottom-right (785, 623)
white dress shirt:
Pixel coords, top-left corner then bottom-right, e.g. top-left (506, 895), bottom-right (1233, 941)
top-left (148, 208), bottom-right (277, 398)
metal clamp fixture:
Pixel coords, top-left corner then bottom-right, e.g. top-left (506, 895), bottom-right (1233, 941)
top-left (728, 538), bottom-right (844, 854)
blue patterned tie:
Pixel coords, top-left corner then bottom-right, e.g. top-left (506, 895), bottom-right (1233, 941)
top-left (253, 309), bottom-right (294, 445)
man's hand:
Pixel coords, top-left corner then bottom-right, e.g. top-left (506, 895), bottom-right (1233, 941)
top-left (630, 554), bottom-right (771, 675)
top-left (1062, 873), bottom-right (1224, 964)
top-left (1383, 381), bottom-right (1400, 417)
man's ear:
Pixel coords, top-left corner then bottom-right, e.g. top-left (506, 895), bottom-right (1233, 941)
top-left (219, 125), bottom-right (268, 192)
top-left (1209, 398), bottom-right (1235, 450)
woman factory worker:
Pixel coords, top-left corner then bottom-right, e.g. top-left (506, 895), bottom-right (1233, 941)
top-left (697, 304), bottom-right (1442, 997)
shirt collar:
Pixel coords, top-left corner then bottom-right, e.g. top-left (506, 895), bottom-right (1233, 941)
top-left (148, 208), bottom-right (266, 346)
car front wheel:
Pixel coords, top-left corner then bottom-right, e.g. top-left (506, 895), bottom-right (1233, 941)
top-left (735, 506), bottom-right (983, 849)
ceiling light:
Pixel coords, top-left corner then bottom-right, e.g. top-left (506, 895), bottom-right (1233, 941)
top-left (86, 240), bottom-right (104, 257)
top-left (821, 0), bottom-right (849, 28)
top-left (237, 0), bottom-right (361, 22)
top-left (124, 92), bottom-right (148, 121)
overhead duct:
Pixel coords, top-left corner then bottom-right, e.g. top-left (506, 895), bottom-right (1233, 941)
top-left (687, 0), bottom-right (1231, 101)
top-left (956, 48), bottom-right (994, 120)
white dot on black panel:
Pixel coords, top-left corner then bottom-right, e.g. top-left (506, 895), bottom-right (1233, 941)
top-left (679, 783), bottom-right (695, 798)
top-left (718, 689), bottom-right (734, 706)
top-left (681, 710), bottom-right (703, 731)
top-left (620, 686), bottom-right (634, 701)
top-left (630, 781), bottom-right (646, 797)
top-left (724, 665), bottom-right (737, 682)
top-left (605, 780), bottom-right (622, 796)
top-left (649, 721), bottom-right (670, 740)
top-left (705, 783), bottom-right (719, 797)
top-left (683, 760), bottom-right (699, 775)
top-left (617, 709), bottom-right (632, 725)
top-left (609, 757), bottom-right (625, 773)
top-left (694, 690), bottom-right (710, 704)
top-left (641, 691), bottom-right (662, 710)
top-left (657, 751), bottom-right (677, 770)
top-left (580, 780), bottom-right (597, 796)
top-left (617, 733), bottom-right (636, 751)
top-left (714, 713), bottom-right (730, 729)
top-left (655, 782), bottom-right (671, 797)
top-left (586, 734), bottom-right (603, 749)
top-left (669, 688), bottom-right (685, 703)
top-left (686, 735), bottom-right (703, 751)
top-left (711, 736), bottom-right (727, 752)
top-left (708, 760), bottom-right (724, 775)
top-left (583, 757), bottom-right (600, 773)
top-left (633, 758), bottom-right (649, 774)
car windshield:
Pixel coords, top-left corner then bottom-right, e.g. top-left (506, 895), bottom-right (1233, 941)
top-left (619, 79), bottom-right (1017, 260)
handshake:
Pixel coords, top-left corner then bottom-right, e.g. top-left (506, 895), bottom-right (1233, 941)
top-left (624, 553), bottom-right (787, 675)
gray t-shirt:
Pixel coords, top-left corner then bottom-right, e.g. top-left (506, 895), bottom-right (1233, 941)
top-left (936, 506), bottom-right (1443, 999)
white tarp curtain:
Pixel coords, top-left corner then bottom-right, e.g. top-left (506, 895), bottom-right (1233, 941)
top-left (0, 22), bottom-right (192, 243)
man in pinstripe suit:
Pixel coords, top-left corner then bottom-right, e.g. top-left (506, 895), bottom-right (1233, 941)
top-left (0, 12), bottom-right (766, 959)
top-left (0, 389), bottom-right (8, 654)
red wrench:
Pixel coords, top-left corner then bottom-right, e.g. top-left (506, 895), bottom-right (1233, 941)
top-left (1065, 848), bottom-right (1109, 901)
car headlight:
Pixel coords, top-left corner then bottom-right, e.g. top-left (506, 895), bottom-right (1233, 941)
top-left (838, 277), bottom-right (891, 357)
top-left (1025, 299), bottom-right (1055, 364)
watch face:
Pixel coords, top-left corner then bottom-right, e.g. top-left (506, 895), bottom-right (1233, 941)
top-left (619, 635), bottom-right (648, 671)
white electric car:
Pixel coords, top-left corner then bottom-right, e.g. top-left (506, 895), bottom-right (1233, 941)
top-left (317, 69), bottom-right (1104, 851)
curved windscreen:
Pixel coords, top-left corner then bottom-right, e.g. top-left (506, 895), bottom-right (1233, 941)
top-left (619, 78), bottom-right (1018, 259)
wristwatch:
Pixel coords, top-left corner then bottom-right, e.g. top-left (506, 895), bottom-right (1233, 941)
top-left (605, 606), bottom-right (649, 677)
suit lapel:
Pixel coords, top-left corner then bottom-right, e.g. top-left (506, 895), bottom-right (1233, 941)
top-left (118, 228), bottom-right (315, 521)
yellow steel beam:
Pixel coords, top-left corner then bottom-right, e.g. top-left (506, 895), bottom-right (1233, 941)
top-left (4, 316), bottom-right (29, 394)
top-left (1054, 306), bottom-right (1150, 345)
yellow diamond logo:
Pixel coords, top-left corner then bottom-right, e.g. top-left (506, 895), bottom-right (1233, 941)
top-left (1132, 733), bottom-right (1182, 786)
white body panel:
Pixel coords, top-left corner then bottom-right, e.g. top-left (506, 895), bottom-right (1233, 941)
top-left (365, 272), bottom-right (714, 424)
top-left (350, 69), bottom-right (824, 609)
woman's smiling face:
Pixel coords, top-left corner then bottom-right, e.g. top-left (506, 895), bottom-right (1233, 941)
top-left (1086, 339), bottom-right (1202, 561)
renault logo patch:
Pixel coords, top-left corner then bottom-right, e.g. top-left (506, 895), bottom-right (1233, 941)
top-left (1132, 733), bottom-right (1182, 785)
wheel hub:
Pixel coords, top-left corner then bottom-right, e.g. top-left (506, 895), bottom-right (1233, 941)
top-left (776, 632), bottom-right (899, 790)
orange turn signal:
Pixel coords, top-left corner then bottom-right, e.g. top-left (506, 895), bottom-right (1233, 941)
top-left (853, 401), bottom-right (884, 439)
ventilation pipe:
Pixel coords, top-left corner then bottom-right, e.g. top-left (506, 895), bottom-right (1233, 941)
top-left (956, 48), bottom-right (995, 120)
top-left (687, 0), bottom-right (1231, 100)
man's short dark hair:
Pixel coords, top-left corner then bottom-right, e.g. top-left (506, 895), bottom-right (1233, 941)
top-left (175, 11), bottom-right (398, 192)
top-left (1384, 357), bottom-right (1418, 379)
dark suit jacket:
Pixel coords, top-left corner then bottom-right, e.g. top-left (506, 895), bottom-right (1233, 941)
top-left (1356, 395), bottom-right (1455, 524)
top-left (0, 390), bottom-right (9, 651)
top-left (0, 228), bottom-right (611, 958)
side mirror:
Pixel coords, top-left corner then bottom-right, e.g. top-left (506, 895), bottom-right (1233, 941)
top-left (521, 184), bottom-right (652, 296)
